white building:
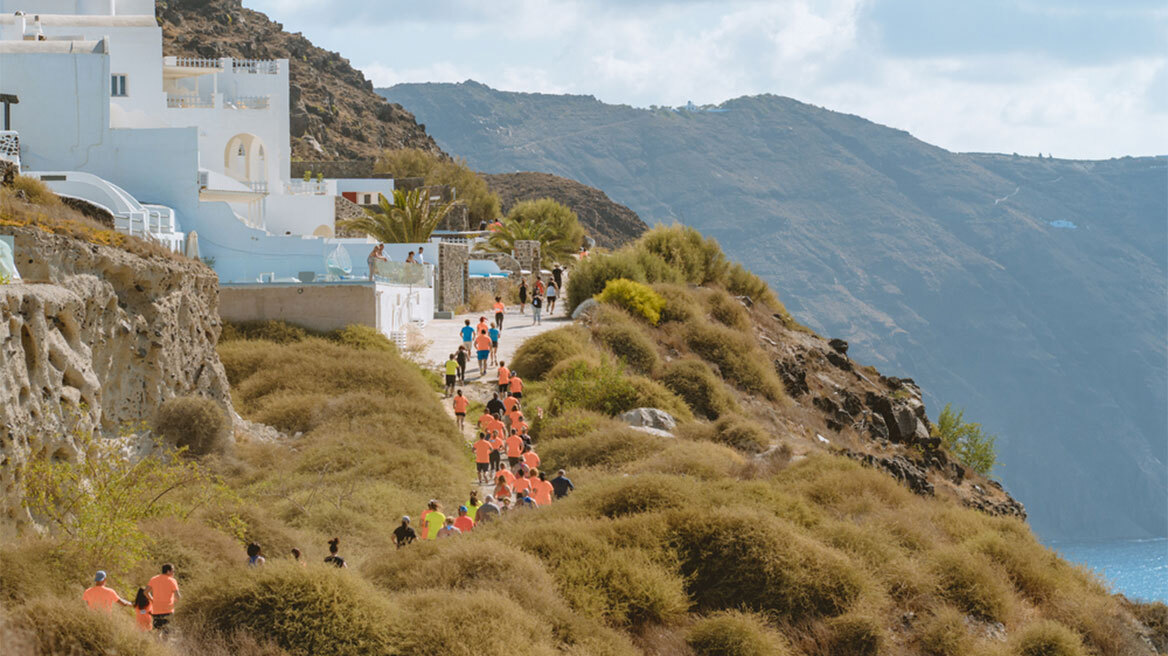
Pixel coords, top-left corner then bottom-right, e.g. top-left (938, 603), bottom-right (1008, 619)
top-left (0, 0), bottom-right (432, 330)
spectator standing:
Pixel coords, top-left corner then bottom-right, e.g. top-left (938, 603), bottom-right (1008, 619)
top-left (416, 246), bottom-right (425, 265)
top-left (531, 294), bottom-right (543, 325)
top-left (83, 571), bottom-right (131, 613)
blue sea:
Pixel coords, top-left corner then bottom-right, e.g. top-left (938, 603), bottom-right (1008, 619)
top-left (1046, 538), bottom-right (1168, 602)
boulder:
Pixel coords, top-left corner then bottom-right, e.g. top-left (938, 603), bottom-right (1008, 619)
top-left (619, 407), bottom-right (677, 432)
top-left (571, 297), bottom-right (599, 320)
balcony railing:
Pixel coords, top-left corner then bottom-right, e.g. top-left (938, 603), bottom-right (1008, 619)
top-left (169, 56), bottom-right (222, 69)
top-left (371, 261), bottom-right (434, 288)
top-left (167, 94), bottom-right (214, 109)
top-left (225, 95), bottom-right (270, 110)
top-left (286, 179), bottom-right (329, 195)
top-left (232, 59), bottom-right (279, 75)
top-left (247, 181), bottom-right (269, 194)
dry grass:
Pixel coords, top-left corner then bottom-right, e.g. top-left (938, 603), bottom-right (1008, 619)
top-left (686, 611), bottom-right (792, 656)
top-left (659, 358), bottom-right (738, 420)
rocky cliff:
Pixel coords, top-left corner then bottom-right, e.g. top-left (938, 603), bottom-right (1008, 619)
top-left (157, 0), bottom-right (443, 160)
top-left (482, 172), bottom-right (647, 248)
top-left (0, 225), bottom-right (230, 530)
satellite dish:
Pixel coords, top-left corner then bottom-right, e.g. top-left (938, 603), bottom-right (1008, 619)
top-left (325, 244), bottom-right (352, 278)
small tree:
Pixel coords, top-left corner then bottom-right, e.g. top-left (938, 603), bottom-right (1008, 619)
top-left (339, 188), bottom-right (454, 243)
top-left (479, 198), bottom-right (585, 264)
top-left (933, 404), bottom-right (998, 475)
top-left (374, 148), bottom-right (500, 225)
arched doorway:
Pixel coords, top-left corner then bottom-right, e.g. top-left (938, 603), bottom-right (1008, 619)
top-left (223, 133), bottom-right (268, 188)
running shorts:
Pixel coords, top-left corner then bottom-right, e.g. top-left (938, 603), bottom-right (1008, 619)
top-left (476, 462), bottom-right (489, 472)
top-left (445, 374), bottom-right (456, 385)
top-left (477, 350), bottom-right (490, 360)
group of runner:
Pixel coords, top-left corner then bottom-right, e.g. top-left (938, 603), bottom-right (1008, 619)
top-left (517, 268), bottom-right (563, 325)
top-left (82, 564), bottom-right (180, 633)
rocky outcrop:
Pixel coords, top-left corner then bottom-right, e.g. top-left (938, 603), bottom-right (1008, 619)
top-left (0, 226), bottom-right (230, 528)
top-left (619, 408), bottom-right (678, 433)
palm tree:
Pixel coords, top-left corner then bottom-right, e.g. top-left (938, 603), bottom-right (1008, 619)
top-left (339, 188), bottom-right (455, 243)
top-left (477, 198), bottom-right (584, 263)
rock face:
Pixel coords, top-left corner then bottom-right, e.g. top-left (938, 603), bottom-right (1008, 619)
top-left (0, 226), bottom-right (230, 529)
top-left (619, 408), bottom-right (678, 432)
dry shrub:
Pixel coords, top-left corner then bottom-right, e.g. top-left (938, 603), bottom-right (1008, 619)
top-left (659, 358), bottom-right (738, 420)
top-left (667, 508), bottom-right (867, 621)
top-left (823, 613), bottom-right (884, 656)
top-left (220, 320), bottom-right (309, 344)
top-left (782, 456), bottom-right (913, 513)
top-left (625, 439), bottom-right (746, 480)
top-left (579, 474), bottom-right (701, 518)
top-left (684, 320), bottom-right (784, 401)
top-left (250, 391), bottom-right (323, 433)
top-left (512, 521), bottom-right (690, 627)
top-left (1011, 620), bottom-right (1087, 656)
top-left (134, 517), bottom-right (243, 585)
top-left (653, 283), bottom-right (702, 323)
top-left (929, 546), bottom-right (1014, 622)
top-left (592, 310), bottom-right (661, 373)
top-left (565, 250), bottom-right (648, 313)
top-left (703, 288), bottom-right (752, 331)
top-left (12, 597), bottom-right (168, 656)
top-left (534, 408), bottom-right (622, 442)
top-left (636, 224), bottom-right (727, 285)
top-left (326, 324), bottom-right (396, 353)
top-left (154, 395), bottom-right (232, 456)
top-left (915, 606), bottom-right (971, 656)
top-left (711, 415), bottom-right (770, 453)
top-left (686, 610), bottom-right (791, 656)
top-left (510, 324), bottom-right (593, 380)
top-left (9, 175), bottom-right (62, 206)
top-left (966, 532), bottom-right (1064, 603)
top-left (466, 288), bottom-right (497, 313)
top-left (540, 428), bottom-right (667, 470)
top-left (183, 563), bottom-right (396, 656)
top-left (387, 589), bottom-right (558, 656)
top-left (628, 375), bottom-right (693, 421)
top-left (0, 540), bottom-right (88, 604)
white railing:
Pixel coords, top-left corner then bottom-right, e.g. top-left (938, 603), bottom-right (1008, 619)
top-left (371, 261), bottom-right (433, 288)
top-left (247, 181), bottom-right (269, 194)
top-left (286, 179), bottom-right (329, 195)
top-left (232, 59), bottom-right (279, 75)
top-left (225, 95), bottom-right (270, 110)
top-left (167, 56), bottom-right (222, 69)
top-left (167, 94), bottom-right (214, 109)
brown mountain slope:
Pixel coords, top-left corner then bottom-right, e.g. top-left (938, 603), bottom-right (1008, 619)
top-left (483, 172), bottom-right (647, 248)
top-left (157, 0), bottom-right (442, 160)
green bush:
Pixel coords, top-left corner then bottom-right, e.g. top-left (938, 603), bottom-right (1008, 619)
top-left (723, 262), bottom-right (781, 310)
top-left (825, 614), bottom-right (885, 656)
top-left (686, 611), bottom-right (790, 656)
top-left (13, 597), bottom-right (168, 656)
top-left (635, 224), bottom-right (727, 285)
top-left (628, 375), bottom-right (694, 422)
top-left (326, 325), bottom-right (397, 353)
top-left (183, 564), bottom-right (396, 656)
top-left (934, 404), bottom-right (998, 475)
top-left (653, 283), bottom-right (702, 323)
top-left (510, 325), bottom-right (593, 380)
top-left (534, 408), bottom-right (623, 442)
top-left (154, 395), bottom-right (232, 456)
top-left (541, 428), bottom-right (667, 470)
top-left (635, 249), bottom-right (685, 285)
top-left (1011, 620), bottom-right (1087, 656)
top-left (592, 311), bottom-right (661, 374)
top-left (704, 288), bottom-right (752, 331)
top-left (566, 251), bottom-right (647, 313)
top-left (596, 278), bottom-right (666, 325)
top-left (929, 546), bottom-right (1013, 622)
top-left (659, 358), bottom-right (738, 420)
top-left (915, 607), bottom-right (970, 656)
top-left (547, 357), bottom-right (641, 416)
top-left (685, 321), bottom-right (784, 401)
top-left (667, 508), bottom-right (866, 620)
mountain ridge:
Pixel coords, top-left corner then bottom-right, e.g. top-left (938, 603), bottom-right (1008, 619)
top-left (380, 79), bottom-right (1168, 542)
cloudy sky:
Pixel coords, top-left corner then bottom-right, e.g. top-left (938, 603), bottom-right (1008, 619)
top-left (246, 0), bottom-right (1166, 159)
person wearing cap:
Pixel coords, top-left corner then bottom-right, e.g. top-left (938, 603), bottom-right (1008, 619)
top-left (436, 517), bottom-right (462, 538)
top-left (393, 516), bottom-right (417, 548)
top-left (146, 563), bottom-right (180, 632)
top-left (453, 506), bottom-right (475, 533)
top-left (83, 571), bottom-right (131, 612)
top-left (476, 495), bottom-right (501, 524)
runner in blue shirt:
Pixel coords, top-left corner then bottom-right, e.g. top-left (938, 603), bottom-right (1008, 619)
top-left (459, 320), bottom-right (475, 355)
top-left (488, 326), bottom-right (501, 366)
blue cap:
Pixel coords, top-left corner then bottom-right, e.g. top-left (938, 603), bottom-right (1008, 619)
top-left (402, 515), bottom-right (410, 522)
top-left (94, 570), bottom-right (106, 582)
top-left (459, 505), bottom-right (468, 512)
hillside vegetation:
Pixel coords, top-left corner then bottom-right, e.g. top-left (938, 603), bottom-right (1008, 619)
top-left (3, 225), bottom-right (1163, 656)
top-left (381, 80), bottom-right (1168, 542)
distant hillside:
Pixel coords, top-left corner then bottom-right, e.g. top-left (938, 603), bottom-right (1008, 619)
top-left (158, 0), bottom-right (442, 160)
top-left (482, 172), bottom-right (647, 248)
top-left (381, 80), bottom-right (1168, 542)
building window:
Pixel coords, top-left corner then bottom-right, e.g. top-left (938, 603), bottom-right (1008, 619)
top-left (110, 74), bottom-right (127, 97)
top-left (363, 193), bottom-right (373, 204)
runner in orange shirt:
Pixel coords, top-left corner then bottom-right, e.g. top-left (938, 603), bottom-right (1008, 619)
top-left (476, 316), bottom-right (490, 335)
top-left (494, 473), bottom-right (513, 501)
top-left (453, 506), bottom-right (475, 533)
top-left (533, 471), bottom-right (555, 506)
top-left (474, 330), bottom-right (492, 376)
top-left (493, 297), bottom-right (506, 331)
top-left (472, 433), bottom-right (493, 484)
top-left (478, 410), bottom-right (494, 431)
top-left (489, 433), bottom-right (505, 473)
top-left (505, 430), bottom-right (525, 468)
top-left (513, 416), bottom-right (529, 436)
top-left (503, 393), bottom-right (520, 413)
top-left (145, 564), bottom-right (180, 633)
top-left (522, 446), bottom-right (541, 471)
top-left (497, 362), bottom-right (511, 395)
top-left (83, 571), bottom-right (131, 613)
top-left (452, 390), bottom-right (469, 431)
top-left (509, 374), bottom-right (524, 399)
top-left (512, 469), bottom-right (533, 498)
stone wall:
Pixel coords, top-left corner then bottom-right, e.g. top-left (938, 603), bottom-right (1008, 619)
top-left (437, 203), bottom-right (469, 232)
top-left (513, 240), bottom-right (541, 274)
top-left (437, 242), bottom-right (469, 312)
top-left (473, 252), bottom-right (522, 274)
top-left (334, 196), bottom-right (366, 238)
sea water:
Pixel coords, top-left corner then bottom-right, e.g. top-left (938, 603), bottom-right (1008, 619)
top-left (1047, 538), bottom-right (1168, 602)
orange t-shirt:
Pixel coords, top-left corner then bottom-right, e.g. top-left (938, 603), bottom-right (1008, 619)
top-left (513, 477), bottom-right (533, 495)
top-left (472, 439), bottom-right (492, 463)
top-left (497, 470), bottom-right (516, 485)
top-left (489, 436), bottom-right (504, 453)
top-left (509, 376), bottom-right (523, 393)
top-left (533, 480), bottom-right (554, 506)
top-left (506, 435), bottom-right (524, 458)
top-left (523, 451), bottom-right (541, 469)
top-left (497, 366), bottom-right (510, 384)
top-left (513, 420), bottom-right (529, 435)
top-left (477, 321), bottom-right (490, 334)
top-left (478, 413), bottom-right (493, 429)
top-left (453, 396), bottom-right (468, 413)
top-left (494, 482), bottom-right (512, 499)
top-left (83, 585), bottom-right (120, 612)
top-left (136, 604), bottom-right (153, 631)
top-left (474, 334), bottom-right (492, 351)
top-left (493, 302), bottom-right (505, 313)
top-left (489, 419), bottom-right (506, 439)
top-left (503, 396), bottom-right (519, 412)
top-left (453, 516), bottom-right (475, 533)
top-left (147, 574), bottom-right (179, 614)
